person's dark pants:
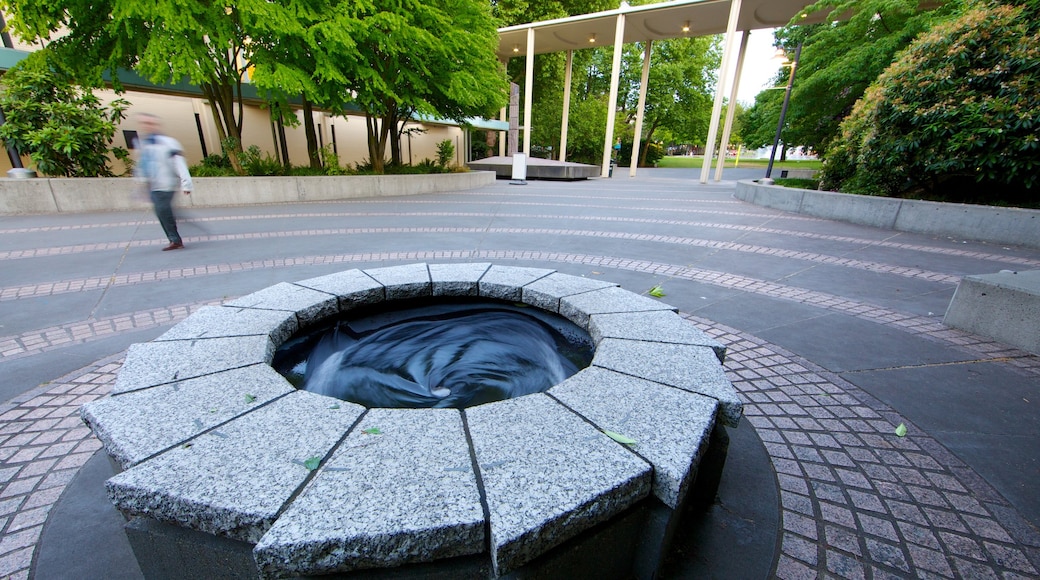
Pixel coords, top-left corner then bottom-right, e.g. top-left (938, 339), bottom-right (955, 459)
top-left (150, 190), bottom-right (181, 244)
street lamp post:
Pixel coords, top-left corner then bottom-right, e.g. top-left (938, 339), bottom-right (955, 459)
top-left (765, 43), bottom-right (802, 180)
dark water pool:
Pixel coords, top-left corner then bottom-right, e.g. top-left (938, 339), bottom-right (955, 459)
top-left (272, 300), bottom-right (594, 409)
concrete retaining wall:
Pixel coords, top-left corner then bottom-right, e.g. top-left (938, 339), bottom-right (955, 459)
top-left (735, 180), bottom-right (1040, 249)
top-left (0, 171), bottom-right (496, 214)
top-left (943, 270), bottom-right (1040, 356)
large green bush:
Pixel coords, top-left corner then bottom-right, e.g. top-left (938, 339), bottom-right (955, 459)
top-left (0, 54), bottom-right (129, 177)
top-left (820, 1), bottom-right (1040, 205)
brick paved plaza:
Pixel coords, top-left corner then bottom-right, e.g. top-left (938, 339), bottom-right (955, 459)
top-left (1, 168), bottom-right (1038, 578)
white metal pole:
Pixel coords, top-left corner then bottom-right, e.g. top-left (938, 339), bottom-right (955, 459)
top-left (560, 50), bottom-right (574, 162)
top-left (714, 30), bottom-right (750, 181)
top-left (629, 40), bottom-right (652, 178)
top-left (601, 12), bottom-right (627, 178)
top-left (699, 0), bottom-right (742, 184)
top-left (523, 27), bottom-right (535, 155)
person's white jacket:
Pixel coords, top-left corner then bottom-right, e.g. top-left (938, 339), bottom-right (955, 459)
top-left (134, 134), bottom-right (193, 193)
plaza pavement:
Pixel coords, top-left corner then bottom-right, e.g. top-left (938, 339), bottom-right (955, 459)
top-left (0, 167), bottom-right (1038, 579)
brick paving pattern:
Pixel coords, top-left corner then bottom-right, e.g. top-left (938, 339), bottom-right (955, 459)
top-left (0, 173), bottom-right (1037, 577)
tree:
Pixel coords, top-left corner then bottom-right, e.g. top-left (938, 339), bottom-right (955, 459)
top-left (738, 0), bottom-right (959, 155)
top-left (0, 54), bottom-right (129, 177)
top-left (820, 0), bottom-right (1040, 205)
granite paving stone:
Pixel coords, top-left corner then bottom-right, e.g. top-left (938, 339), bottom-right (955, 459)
top-left (429, 262), bottom-right (492, 296)
top-left (588, 310), bottom-right (727, 362)
top-left (293, 269), bottom-right (385, 312)
top-left (477, 265), bottom-right (555, 301)
top-left (465, 393), bottom-right (652, 576)
top-left (520, 272), bottom-right (618, 313)
top-left (558, 285), bottom-right (676, 329)
top-left (549, 367), bottom-right (717, 508)
top-left (362, 263), bottom-right (431, 300)
top-left (81, 365), bottom-right (294, 468)
top-left (591, 338), bottom-right (742, 427)
top-left (225, 282), bottom-right (339, 327)
top-left (105, 391), bottom-right (365, 543)
top-left (253, 408), bottom-right (484, 577)
top-left (154, 305), bottom-right (298, 345)
top-left (112, 336), bottom-right (274, 394)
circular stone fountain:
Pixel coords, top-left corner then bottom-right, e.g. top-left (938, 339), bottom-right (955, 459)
top-left (81, 263), bottom-right (742, 579)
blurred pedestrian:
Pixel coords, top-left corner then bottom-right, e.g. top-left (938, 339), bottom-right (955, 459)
top-left (134, 113), bottom-right (193, 251)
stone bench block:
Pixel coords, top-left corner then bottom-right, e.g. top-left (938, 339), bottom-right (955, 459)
top-left (478, 265), bottom-right (554, 301)
top-left (430, 262), bottom-right (492, 296)
top-left (466, 393), bottom-right (652, 576)
top-left (559, 286), bottom-right (676, 330)
top-left (155, 306), bottom-right (298, 345)
top-left (83, 364), bottom-right (294, 469)
top-left (521, 273), bottom-right (618, 313)
top-left (294, 269), bottom-right (385, 312)
top-left (588, 310), bottom-right (727, 362)
top-left (225, 283), bottom-right (339, 327)
top-left (592, 338), bottom-right (742, 427)
top-left (113, 336), bottom-right (274, 394)
top-left (253, 408), bottom-right (484, 577)
top-left (943, 269), bottom-right (1040, 355)
top-left (550, 367), bottom-right (718, 509)
top-left (363, 263), bottom-right (432, 300)
top-left (107, 391), bottom-right (365, 543)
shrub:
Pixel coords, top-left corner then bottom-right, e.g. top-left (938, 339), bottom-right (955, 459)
top-left (436, 139), bottom-right (455, 168)
top-left (0, 53), bottom-right (128, 177)
top-left (239, 145), bottom-right (284, 176)
top-left (820, 1), bottom-right (1040, 205)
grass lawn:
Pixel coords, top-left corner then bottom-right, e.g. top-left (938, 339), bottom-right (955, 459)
top-left (657, 156), bottom-right (823, 170)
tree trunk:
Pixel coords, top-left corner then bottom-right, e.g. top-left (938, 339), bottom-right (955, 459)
top-left (201, 82), bottom-right (244, 175)
top-left (366, 114), bottom-right (385, 174)
top-left (302, 97), bottom-right (321, 169)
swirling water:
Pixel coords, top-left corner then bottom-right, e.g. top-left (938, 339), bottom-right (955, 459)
top-left (273, 301), bottom-right (593, 409)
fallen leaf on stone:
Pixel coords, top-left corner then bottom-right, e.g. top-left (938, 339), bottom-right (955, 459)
top-left (895, 423), bottom-right (908, 437)
top-left (362, 427), bottom-right (382, 435)
top-left (303, 456), bottom-right (321, 471)
top-left (648, 285), bottom-right (665, 298)
top-left (604, 430), bottom-right (637, 445)
top-left (244, 394), bottom-right (256, 403)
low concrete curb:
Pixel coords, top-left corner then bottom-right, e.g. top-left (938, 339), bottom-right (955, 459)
top-left (80, 263), bottom-right (740, 579)
top-left (735, 180), bottom-right (1040, 249)
top-left (944, 269), bottom-right (1040, 355)
top-left (0, 172), bottom-right (496, 214)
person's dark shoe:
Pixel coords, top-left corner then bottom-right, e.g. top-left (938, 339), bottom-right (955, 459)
top-left (162, 242), bottom-right (184, 251)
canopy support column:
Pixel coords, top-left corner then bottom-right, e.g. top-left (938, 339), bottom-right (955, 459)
top-left (559, 50), bottom-right (574, 162)
top-left (629, 40), bottom-right (653, 177)
top-left (699, 0), bottom-right (742, 183)
top-left (714, 30), bottom-right (750, 181)
top-left (522, 28), bottom-right (535, 155)
top-left (601, 12), bottom-right (627, 178)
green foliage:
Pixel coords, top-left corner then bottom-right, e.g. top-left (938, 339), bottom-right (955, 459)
top-left (319, 146), bottom-right (348, 176)
top-left (0, 54), bottom-right (128, 177)
top-left (821, 1), bottom-right (1040, 205)
top-left (740, 0), bottom-right (959, 153)
top-left (436, 139), bottom-right (455, 168)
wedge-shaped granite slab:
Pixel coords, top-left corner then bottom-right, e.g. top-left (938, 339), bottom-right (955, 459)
top-left (588, 310), bottom-right (727, 362)
top-left (559, 286), bottom-right (676, 329)
top-left (521, 273), bottom-right (618, 313)
top-left (592, 339), bottom-right (742, 427)
top-left (294, 269), bottom-right (385, 312)
top-left (113, 336), bottom-right (274, 394)
top-left (225, 282), bottom-right (339, 327)
top-left (155, 305), bottom-right (298, 345)
top-left (83, 364), bottom-right (294, 469)
top-left (254, 408), bottom-right (484, 577)
top-left (429, 262), bottom-right (492, 296)
top-left (478, 265), bottom-right (554, 301)
top-left (106, 391), bottom-right (363, 543)
top-left (550, 367), bottom-right (717, 508)
top-left (466, 394), bottom-right (651, 576)
top-left (363, 263), bottom-right (431, 300)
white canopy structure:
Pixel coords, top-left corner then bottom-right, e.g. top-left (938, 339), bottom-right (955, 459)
top-left (497, 0), bottom-right (826, 181)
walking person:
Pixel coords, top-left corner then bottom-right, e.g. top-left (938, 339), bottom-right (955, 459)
top-left (135, 113), bottom-right (193, 251)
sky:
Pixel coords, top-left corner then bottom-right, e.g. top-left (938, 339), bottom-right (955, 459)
top-left (727, 28), bottom-right (784, 105)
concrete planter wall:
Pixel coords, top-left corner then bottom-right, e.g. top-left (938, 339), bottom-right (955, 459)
top-left (735, 180), bottom-right (1040, 250)
top-left (0, 171), bottom-right (496, 214)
